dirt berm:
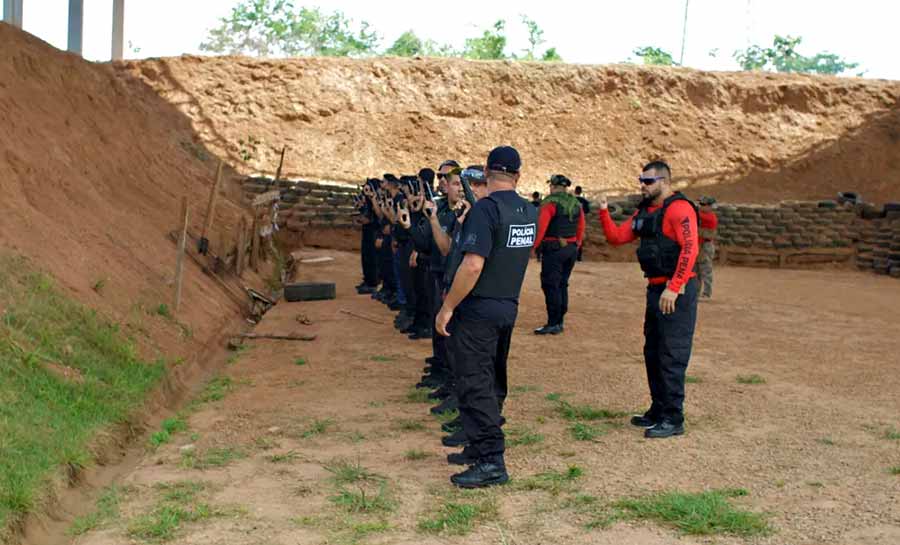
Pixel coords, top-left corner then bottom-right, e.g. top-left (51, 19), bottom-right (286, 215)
top-left (121, 54), bottom-right (900, 203)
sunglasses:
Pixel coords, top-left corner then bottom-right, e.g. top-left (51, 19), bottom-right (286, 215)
top-left (461, 168), bottom-right (485, 183)
top-left (638, 175), bottom-right (667, 185)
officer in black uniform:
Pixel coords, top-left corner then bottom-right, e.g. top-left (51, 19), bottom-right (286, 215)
top-left (356, 178), bottom-right (380, 294)
top-left (435, 146), bottom-right (537, 488)
top-left (533, 175), bottom-right (585, 335)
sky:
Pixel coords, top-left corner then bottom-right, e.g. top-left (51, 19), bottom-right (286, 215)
top-left (12, 0), bottom-right (900, 80)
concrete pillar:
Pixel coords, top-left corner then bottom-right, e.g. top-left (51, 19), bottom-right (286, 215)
top-left (3, 0), bottom-right (24, 28)
top-left (67, 0), bottom-right (83, 55)
top-left (111, 0), bottom-right (124, 60)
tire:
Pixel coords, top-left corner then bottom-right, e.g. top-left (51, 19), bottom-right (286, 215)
top-left (284, 282), bottom-right (336, 302)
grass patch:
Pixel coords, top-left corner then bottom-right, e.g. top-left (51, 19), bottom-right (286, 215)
top-left (555, 400), bottom-right (627, 421)
top-left (406, 387), bottom-right (432, 403)
top-left (324, 459), bottom-right (380, 486)
top-left (404, 449), bottom-right (429, 461)
top-left (197, 376), bottom-right (234, 403)
top-left (889, 466), bottom-right (900, 475)
top-left (367, 401), bottom-right (385, 408)
top-left (511, 384), bottom-right (540, 394)
top-left (91, 278), bottom-right (106, 293)
top-left (506, 426), bottom-right (545, 447)
top-left (155, 303), bottom-right (172, 319)
top-left (736, 374), bottom-right (766, 385)
top-left (884, 427), bottom-right (900, 441)
top-left (417, 495), bottom-right (498, 536)
top-left (570, 422), bottom-right (606, 442)
top-left (0, 255), bottom-right (165, 533)
top-left (127, 481), bottom-right (227, 541)
top-left (301, 418), bottom-right (333, 438)
top-left (817, 437), bottom-right (835, 446)
top-left (515, 465), bottom-right (584, 495)
top-left (149, 417), bottom-right (188, 449)
top-left (545, 392), bottom-right (565, 402)
top-left (685, 375), bottom-right (702, 384)
top-left (370, 355), bottom-right (394, 363)
top-left (434, 409), bottom-right (459, 424)
top-left (68, 485), bottom-right (123, 535)
top-left (614, 488), bottom-right (770, 537)
top-left (266, 451), bottom-right (300, 464)
top-left (181, 447), bottom-right (246, 470)
top-left (294, 357), bottom-right (307, 366)
top-left (330, 483), bottom-right (395, 514)
top-left (396, 419), bottom-right (426, 432)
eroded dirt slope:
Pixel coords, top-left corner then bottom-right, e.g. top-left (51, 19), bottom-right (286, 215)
top-left (121, 55), bottom-right (900, 203)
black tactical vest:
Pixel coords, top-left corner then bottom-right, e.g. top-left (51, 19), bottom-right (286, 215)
top-left (546, 203), bottom-right (578, 238)
top-left (470, 193), bottom-right (538, 299)
top-left (633, 192), bottom-right (698, 278)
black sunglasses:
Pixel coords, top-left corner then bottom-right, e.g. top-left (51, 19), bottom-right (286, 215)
top-left (638, 175), bottom-right (667, 185)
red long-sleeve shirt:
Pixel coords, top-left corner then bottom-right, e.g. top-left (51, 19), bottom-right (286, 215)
top-left (534, 203), bottom-right (586, 249)
top-left (699, 210), bottom-right (719, 244)
top-left (598, 201), bottom-right (699, 293)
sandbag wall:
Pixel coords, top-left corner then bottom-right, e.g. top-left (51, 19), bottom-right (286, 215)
top-left (242, 176), bottom-right (358, 231)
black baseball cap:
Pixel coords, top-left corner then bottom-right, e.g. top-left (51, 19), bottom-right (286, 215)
top-left (383, 173), bottom-right (399, 185)
top-left (486, 146), bottom-right (521, 174)
top-left (438, 159), bottom-right (460, 170)
top-left (418, 168), bottom-right (435, 184)
top-left (548, 174), bottom-right (571, 187)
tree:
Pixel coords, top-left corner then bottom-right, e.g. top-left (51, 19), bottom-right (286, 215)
top-left (520, 15), bottom-right (563, 62)
top-left (734, 35), bottom-right (859, 75)
top-left (462, 20), bottom-right (508, 60)
top-left (542, 47), bottom-right (562, 62)
top-left (385, 30), bottom-right (422, 57)
top-left (200, 0), bottom-right (378, 57)
top-left (633, 46), bottom-right (677, 66)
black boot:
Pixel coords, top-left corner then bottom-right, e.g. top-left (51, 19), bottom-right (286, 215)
top-left (441, 417), bottom-right (462, 433)
top-left (450, 455), bottom-right (509, 488)
top-left (447, 447), bottom-right (478, 466)
top-left (441, 429), bottom-right (468, 447)
top-left (430, 396), bottom-right (459, 415)
top-left (534, 324), bottom-right (563, 335)
top-left (644, 420), bottom-right (684, 438)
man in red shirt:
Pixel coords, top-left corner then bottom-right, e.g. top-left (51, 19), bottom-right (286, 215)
top-left (533, 174), bottom-right (586, 335)
top-left (697, 196), bottom-right (719, 299)
top-left (598, 161), bottom-right (699, 438)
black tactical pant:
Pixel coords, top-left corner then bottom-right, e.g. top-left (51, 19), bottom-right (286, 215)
top-left (643, 278), bottom-right (699, 425)
top-left (361, 226), bottom-right (379, 287)
top-left (412, 259), bottom-right (430, 329)
top-left (540, 243), bottom-right (577, 326)
top-left (430, 273), bottom-right (448, 374)
top-left (448, 314), bottom-right (512, 458)
top-left (379, 235), bottom-right (395, 294)
top-left (397, 239), bottom-right (416, 314)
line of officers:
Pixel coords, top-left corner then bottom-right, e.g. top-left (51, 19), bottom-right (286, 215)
top-left (353, 146), bottom-right (719, 488)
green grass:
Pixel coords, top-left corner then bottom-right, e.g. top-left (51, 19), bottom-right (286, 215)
top-left (555, 400), bottom-right (627, 421)
top-left (266, 451), bottom-right (300, 463)
top-left (155, 303), bottom-right (172, 319)
top-left (884, 427), bottom-right (900, 440)
top-left (197, 376), bottom-right (234, 403)
top-left (614, 488), bottom-right (770, 537)
top-left (545, 392), bottom-right (565, 402)
top-left (330, 483), bottom-right (395, 514)
top-left (685, 375), bottom-right (702, 384)
top-left (301, 418), bottom-right (334, 438)
top-left (511, 384), bottom-right (540, 394)
top-left (91, 278), bottom-right (106, 293)
top-left (127, 481), bottom-right (225, 541)
top-left (570, 422), bottom-right (606, 441)
top-left (889, 466), bottom-right (900, 475)
top-left (433, 409), bottom-right (459, 424)
top-left (418, 497), bottom-right (498, 535)
top-left (0, 255), bottom-right (165, 534)
top-left (149, 417), bottom-right (188, 449)
top-left (294, 357), bottom-right (307, 366)
top-left (181, 447), bottom-right (246, 470)
top-left (817, 437), bottom-right (835, 446)
top-left (68, 485), bottom-right (123, 535)
top-left (406, 387), bottom-right (432, 403)
top-left (736, 374), bottom-right (766, 385)
top-left (324, 459), bottom-right (379, 485)
top-left (396, 419), bottom-right (426, 432)
top-left (370, 355), bottom-right (395, 363)
top-left (404, 449), bottom-right (428, 461)
top-left (506, 426), bottom-right (545, 447)
top-left (514, 465), bottom-right (584, 495)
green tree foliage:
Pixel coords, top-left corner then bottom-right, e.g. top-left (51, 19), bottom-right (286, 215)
top-left (734, 35), bottom-right (859, 75)
top-left (463, 20), bottom-right (508, 60)
top-left (385, 30), bottom-right (422, 57)
top-left (633, 46), bottom-right (677, 66)
top-left (520, 16), bottom-right (563, 62)
top-left (200, 0), bottom-right (378, 57)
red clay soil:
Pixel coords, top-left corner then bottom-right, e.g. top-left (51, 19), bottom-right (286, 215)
top-left (120, 54), bottom-right (900, 203)
top-left (0, 23), bottom-right (264, 542)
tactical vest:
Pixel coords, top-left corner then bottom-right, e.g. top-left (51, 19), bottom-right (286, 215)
top-left (546, 203), bottom-right (578, 239)
top-left (444, 223), bottom-right (465, 288)
top-left (470, 193), bottom-right (538, 299)
top-left (633, 192), bottom-right (698, 278)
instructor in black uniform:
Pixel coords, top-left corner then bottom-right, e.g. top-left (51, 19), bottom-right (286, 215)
top-left (435, 146), bottom-right (537, 488)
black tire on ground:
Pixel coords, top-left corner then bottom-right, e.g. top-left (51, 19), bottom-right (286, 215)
top-left (284, 282), bottom-right (336, 302)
